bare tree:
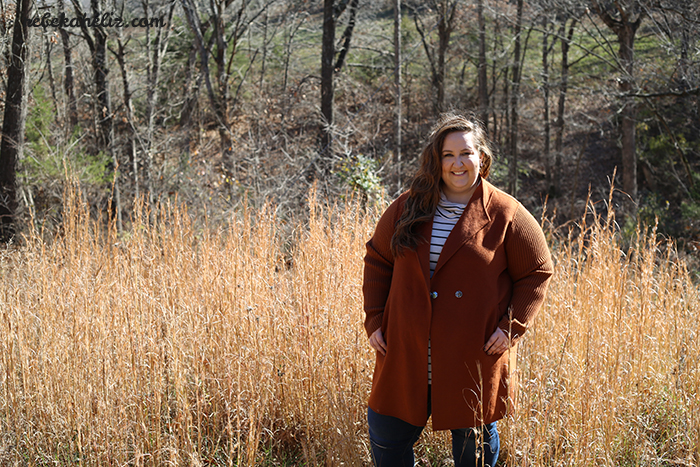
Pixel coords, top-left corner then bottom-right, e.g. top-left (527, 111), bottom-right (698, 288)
top-left (71, 0), bottom-right (113, 154)
top-left (489, 10), bottom-right (506, 144)
top-left (43, 30), bottom-right (58, 119)
top-left (178, 46), bottom-right (201, 158)
top-left (592, 0), bottom-right (645, 200)
top-left (477, 0), bottom-right (488, 129)
top-left (553, 16), bottom-right (576, 197)
top-left (143, 0), bottom-right (176, 202)
top-left (321, 0), bottom-right (335, 153)
top-left (394, 0), bottom-right (402, 190)
top-left (628, 0), bottom-right (699, 193)
top-left (536, 0), bottom-right (577, 193)
top-left (71, 0), bottom-right (122, 229)
top-left (108, 24), bottom-right (137, 201)
top-left (507, 0), bottom-right (524, 196)
top-left (0, 0), bottom-right (31, 242)
top-left (181, 0), bottom-right (275, 182)
top-left (281, 9), bottom-right (307, 102)
top-left (652, 0), bottom-right (698, 92)
top-left (411, 0), bottom-right (458, 115)
top-left (58, 0), bottom-right (77, 129)
top-left (540, 12), bottom-right (554, 188)
top-left (320, 0), bottom-right (360, 154)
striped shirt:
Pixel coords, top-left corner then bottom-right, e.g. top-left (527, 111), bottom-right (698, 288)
top-left (430, 194), bottom-right (467, 277)
top-left (428, 189), bottom-right (472, 384)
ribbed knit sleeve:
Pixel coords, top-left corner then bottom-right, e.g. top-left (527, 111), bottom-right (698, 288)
top-left (362, 197), bottom-right (404, 337)
top-left (499, 204), bottom-right (554, 339)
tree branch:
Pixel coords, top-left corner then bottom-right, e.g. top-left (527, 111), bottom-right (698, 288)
top-left (333, 0), bottom-right (359, 71)
top-left (620, 86), bottom-right (700, 98)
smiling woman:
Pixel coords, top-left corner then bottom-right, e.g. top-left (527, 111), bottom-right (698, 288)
top-left (363, 113), bottom-right (553, 467)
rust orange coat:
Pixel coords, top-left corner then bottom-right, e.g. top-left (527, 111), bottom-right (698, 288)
top-left (363, 179), bottom-right (553, 430)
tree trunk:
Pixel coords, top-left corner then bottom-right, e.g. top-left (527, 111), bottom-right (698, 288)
top-left (213, 1), bottom-right (234, 175)
top-left (111, 33), bottom-right (137, 200)
top-left (93, 0), bottom-right (121, 229)
top-left (477, 0), bottom-right (488, 130)
top-left (282, 12), bottom-right (305, 102)
top-left (593, 0), bottom-right (643, 201)
top-left (320, 0), bottom-right (335, 152)
top-left (507, 0), bottom-right (523, 196)
top-left (413, 0), bottom-right (456, 116)
top-left (333, 0), bottom-right (359, 72)
top-left (435, 3), bottom-right (450, 114)
top-left (542, 16), bottom-right (552, 187)
top-left (144, 0), bottom-right (176, 203)
top-left (71, 0), bottom-right (122, 229)
top-left (45, 35), bottom-right (59, 120)
top-left (0, 0), bottom-right (30, 242)
top-left (59, 0), bottom-right (78, 129)
top-left (394, 0), bottom-right (402, 191)
top-left (90, 0), bottom-right (113, 156)
top-left (554, 19), bottom-right (575, 197)
top-left (491, 15), bottom-right (502, 142)
top-left (179, 46), bottom-right (200, 144)
top-left (180, 0), bottom-right (219, 149)
top-left (259, 9), bottom-right (268, 89)
top-left (618, 26), bottom-right (638, 200)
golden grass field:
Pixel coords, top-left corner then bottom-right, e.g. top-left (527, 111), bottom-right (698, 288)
top-left (1, 187), bottom-right (698, 466)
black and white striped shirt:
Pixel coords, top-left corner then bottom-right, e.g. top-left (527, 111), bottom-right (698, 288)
top-left (430, 194), bottom-right (467, 277)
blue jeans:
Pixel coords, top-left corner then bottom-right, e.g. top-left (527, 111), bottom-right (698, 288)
top-left (368, 406), bottom-right (500, 467)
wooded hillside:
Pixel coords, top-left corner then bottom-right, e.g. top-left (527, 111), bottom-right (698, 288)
top-left (1, 0), bottom-right (698, 253)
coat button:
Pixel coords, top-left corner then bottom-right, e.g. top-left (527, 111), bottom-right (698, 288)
top-left (430, 291), bottom-right (438, 299)
top-left (455, 291), bottom-right (463, 298)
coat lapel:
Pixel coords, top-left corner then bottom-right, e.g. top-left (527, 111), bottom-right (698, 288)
top-left (416, 218), bottom-right (432, 288)
top-left (432, 180), bottom-right (492, 278)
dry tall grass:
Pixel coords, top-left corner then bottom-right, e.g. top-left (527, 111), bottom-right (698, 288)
top-left (1, 187), bottom-right (698, 466)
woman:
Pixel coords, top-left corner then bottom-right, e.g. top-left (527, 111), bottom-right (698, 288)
top-left (363, 114), bottom-right (553, 466)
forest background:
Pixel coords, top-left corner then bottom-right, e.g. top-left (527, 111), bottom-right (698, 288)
top-left (0, 0), bottom-right (698, 244)
top-left (1, 0), bottom-right (699, 465)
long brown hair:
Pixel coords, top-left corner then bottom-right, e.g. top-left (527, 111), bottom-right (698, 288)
top-left (391, 113), bottom-right (494, 256)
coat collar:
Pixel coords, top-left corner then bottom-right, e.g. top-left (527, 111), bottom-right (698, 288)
top-left (417, 178), bottom-right (493, 282)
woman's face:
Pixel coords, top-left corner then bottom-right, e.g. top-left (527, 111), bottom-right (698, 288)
top-left (440, 131), bottom-right (482, 204)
